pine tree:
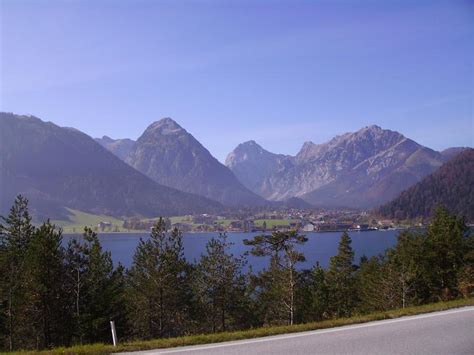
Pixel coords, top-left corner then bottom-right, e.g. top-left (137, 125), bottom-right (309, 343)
top-left (326, 232), bottom-right (356, 317)
top-left (65, 227), bottom-right (125, 344)
top-left (356, 256), bottom-right (388, 313)
top-left (244, 230), bottom-right (307, 325)
top-left (195, 233), bottom-right (247, 332)
top-left (0, 195), bottom-right (35, 350)
top-left (388, 230), bottom-right (426, 307)
top-left (424, 206), bottom-right (469, 300)
top-left (309, 262), bottom-right (330, 321)
top-left (127, 218), bottom-right (191, 338)
top-left (25, 221), bottom-right (68, 349)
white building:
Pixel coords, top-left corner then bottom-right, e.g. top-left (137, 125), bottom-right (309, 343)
top-left (302, 223), bottom-right (315, 232)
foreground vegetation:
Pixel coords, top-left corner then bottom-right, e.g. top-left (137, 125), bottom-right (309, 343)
top-left (1, 195), bottom-right (473, 353)
top-left (12, 298), bottom-right (474, 354)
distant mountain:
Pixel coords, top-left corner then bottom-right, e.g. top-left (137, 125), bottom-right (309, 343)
top-left (124, 118), bottom-right (267, 206)
top-left (378, 149), bottom-right (474, 221)
top-left (227, 126), bottom-right (446, 208)
top-left (225, 140), bottom-right (293, 197)
top-left (95, 136), bottom-right (135, 161)
top-left (440, 147), bottom-right (469, 161)
top-left (0, 113), bottom-right (222, 220)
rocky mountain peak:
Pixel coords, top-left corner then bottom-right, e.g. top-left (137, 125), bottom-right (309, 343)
top-left (235, 140), bottom-right (264, 153)
top-left (145, 117), bottom-right (184, 136)
top-left (124, 118), bottom-right (266, 206)
top-left (226, 140), bottom-right (279, 167)
top-left (227, 125), bottom-right (445, 207)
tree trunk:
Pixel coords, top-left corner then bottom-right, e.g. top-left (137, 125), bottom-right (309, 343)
top-left (8, 287), bottom-right (13, 351)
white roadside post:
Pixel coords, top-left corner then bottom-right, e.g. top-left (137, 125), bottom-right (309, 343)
top-left (110, 320), bottom-right (118, 347)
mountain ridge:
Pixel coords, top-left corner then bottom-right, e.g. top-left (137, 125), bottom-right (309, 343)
top-left (226, 125), bottom-right (447, 208)
top-left (377, 149), bottom-right (474, 221)
top-left (123, 118), bottom-right (267, 206)
top-left (0, 112), bottom-right (222, 219)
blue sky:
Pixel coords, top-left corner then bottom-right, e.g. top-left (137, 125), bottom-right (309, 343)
top-left (1, 0), bottom-right (472, 162)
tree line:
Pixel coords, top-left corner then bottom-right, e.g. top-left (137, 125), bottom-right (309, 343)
top-left (0, 195), bottom-right (472, 351)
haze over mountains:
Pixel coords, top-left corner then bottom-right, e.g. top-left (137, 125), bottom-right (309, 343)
top-left (226, 125), bottom-right (448, 208)
top-left (0, 113), bottom-right (221, 219)
top-left (2, 112), bottom-right (470, 220)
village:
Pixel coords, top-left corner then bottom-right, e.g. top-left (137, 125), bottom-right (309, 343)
top-left (113, 208), bottom-right (398, 234)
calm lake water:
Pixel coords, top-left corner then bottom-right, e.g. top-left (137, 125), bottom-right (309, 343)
top-left (63, 230), bottom-right (400, 271)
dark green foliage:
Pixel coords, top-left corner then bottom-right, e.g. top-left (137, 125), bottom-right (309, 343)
top-left (194, 233), bottom-right (249, 333)
top-left (295, 263), bottom-right (330, 323)
top-left (24, 221), bottom-right (68, 349)
top-left (423, 207), bottom-right (469, 300)
top-left (127, 218), bottom-right (192, 339)
top-left (388, 230), bottom-right (427, 307)
top-left (244, 230), bottom-right (308, 325)
top-left (0, 195), bottom-right (35, 350)
top-left (64, 227), bottom-right (126, 345)
top-left (326, 232), bottom-right (357, 317)
top-left (356, 255), bottom-right (398, 313)
top-left (0, 196), bottom-right (472, 351)
top-left (378, 149), bottom-right (474, 221)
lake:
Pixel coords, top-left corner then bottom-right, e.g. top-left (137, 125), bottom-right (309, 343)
top-left (63, 230), bottom-right (400, 271)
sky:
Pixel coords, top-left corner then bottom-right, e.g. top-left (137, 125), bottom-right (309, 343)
top-left (1, 0), bottom-right (473, 162)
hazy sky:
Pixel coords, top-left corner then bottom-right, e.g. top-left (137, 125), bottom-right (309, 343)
top-left (1, 0), bottom-right (473, 162)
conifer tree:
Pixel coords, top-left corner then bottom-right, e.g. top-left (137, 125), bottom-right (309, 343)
top-left (356, 256), bottom-right (387, 313)
top-left (309, 262), bottom-right (330, 321)
top-left (25, 221), bottom-right (67, 349)
top-left (195, 233), bottom-right (247, 332)
top-left (65, 227), bottom-right (124, 344)
top-left (0, 195), bottom-right (35, 350)
top-left (424, 206), bottom-right (468, 300)
top-left (326, 232), bottom-right (356, 317)
top-left (388, 231), bottom-right (425, 307)
top-left (244, 230), bottom-right (307, 325)
top-left (127, 218), bottom-right (191, 338)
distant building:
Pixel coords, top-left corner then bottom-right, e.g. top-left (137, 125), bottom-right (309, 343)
top-left (302, 223), bottom-right (315, 232)
top-left (98, 221), bottom-right (112, 230)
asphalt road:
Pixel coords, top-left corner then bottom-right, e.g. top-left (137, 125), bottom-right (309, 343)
top-left (125, 307), bottom-right (474, 355)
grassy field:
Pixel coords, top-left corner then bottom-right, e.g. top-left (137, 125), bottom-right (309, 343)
top-left (51, 209), bottom-right (126, 234)
top-left (14, 297), bottom-right (473, 354)
top-left (215, 219), bottom-right (235, 227)
top-left (254, 219), bottom-right (297, 228)
top-left (52, 212), bottom-right (198, 234)
top-left (141, 216), bottom-right (193, 225)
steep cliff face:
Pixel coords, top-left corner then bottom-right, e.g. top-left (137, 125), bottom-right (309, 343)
top-left (225, 140), bottom-right (294, 196)
top-left (227, 126), bottom-right (445, 208)
top-left (125, 118), bottom-right (267, 206)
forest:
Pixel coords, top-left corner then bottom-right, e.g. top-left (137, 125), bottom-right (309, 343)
top-left (0, 195), bottom-right (473, 351)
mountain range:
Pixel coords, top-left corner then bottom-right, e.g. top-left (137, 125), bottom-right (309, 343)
top-left (0, 113), bottom-right (221, 220)
top-left (120, 118), bottom-right (266, 206)
top-left (2, 112), bottom-right (470, 220)
top-left (226, 125), bottom-right (448, 208)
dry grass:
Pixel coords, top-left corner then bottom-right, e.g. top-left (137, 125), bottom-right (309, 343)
top-left (11, 297), bottom-right (474, 355)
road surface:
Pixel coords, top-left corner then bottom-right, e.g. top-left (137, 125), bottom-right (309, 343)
top-left (123, 306), bottom-right (474, 355)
